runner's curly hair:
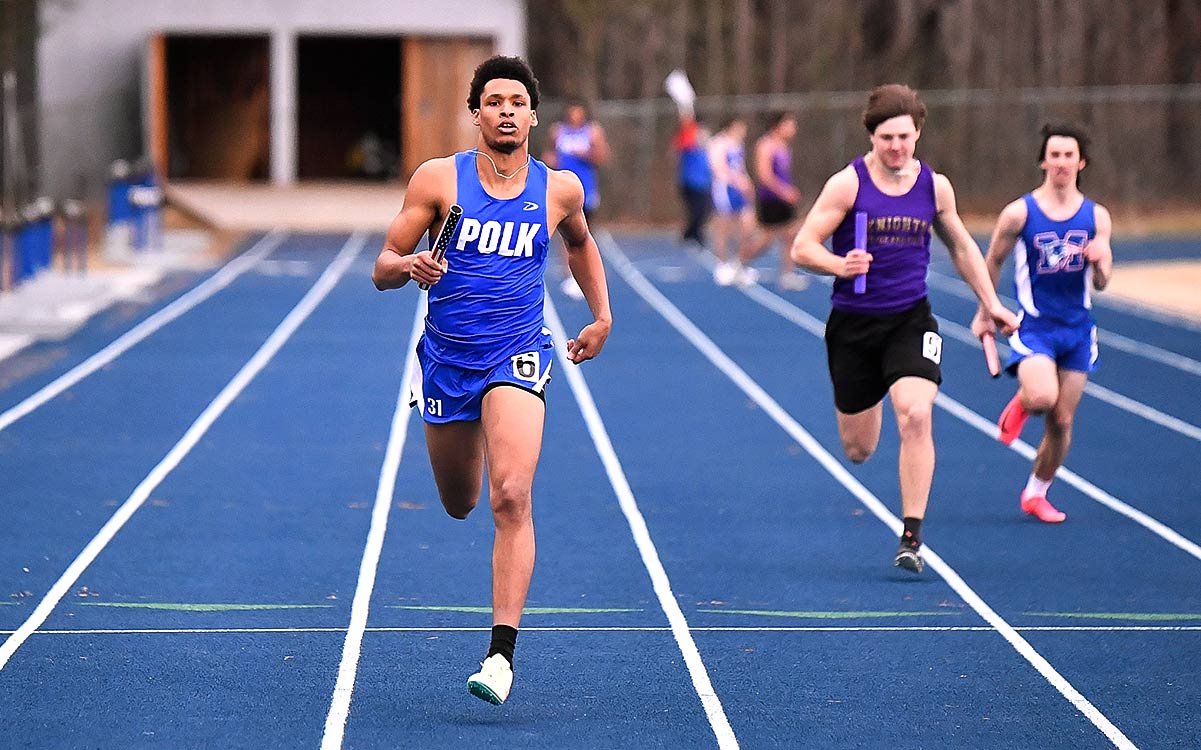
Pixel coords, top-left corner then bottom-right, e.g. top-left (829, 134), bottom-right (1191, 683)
top-left (467, 56), bottom-right (541, 111)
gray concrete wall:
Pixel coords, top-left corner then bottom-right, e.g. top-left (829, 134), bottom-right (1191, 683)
top-left (37, 0), bottom-right (526, 198)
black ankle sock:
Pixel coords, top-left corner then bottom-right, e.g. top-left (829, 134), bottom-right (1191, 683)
top-left (901, 517), bottom-right (923, 549)
top-left (486, 624), bottom-right (518, 667)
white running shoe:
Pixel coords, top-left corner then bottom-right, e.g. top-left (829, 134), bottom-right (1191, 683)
top-left (734, 265), bottom-right (760, 288)
top-left (467, 653), bottom-right (513, 705)
top-left (560, 276), bottom-right (585, 300)
top-left (777, 272), bottom-right (809, 291)
top-left (713, 261), bottom-right (738, 286)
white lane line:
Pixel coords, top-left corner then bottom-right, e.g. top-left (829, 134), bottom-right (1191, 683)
top-left (924, 269), bottom-right (1201, 374)
top-left (14, 625), bottom-right (1201, 635)
top-left (803, 270), bottom-right (1201, 441)
top-left (320, 298), bottom-right (424, 750)
top-left (933, 314), bottom-right (1201, 443)
top-left (544, 295), bottom-right (740, 750)
top-left (0, 232), bottom-right (367, 672)
top-left (1100, 327), bottom-right (1201, 376)
top-left (726, 266), bottom-right (1201, 564)
top-left (0, 230), bottom-right (288, 435)
top-left (934, 395), bottom-right (1201, 562)
top-left (600, 232), bottom-right (1138, 750)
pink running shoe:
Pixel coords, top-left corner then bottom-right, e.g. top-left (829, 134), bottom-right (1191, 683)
top-left (997, 393), bottom-right (1029, 445)
top-left (1021, 490), bottom-right (1066, 523)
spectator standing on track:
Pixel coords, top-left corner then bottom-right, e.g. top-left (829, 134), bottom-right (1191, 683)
top-left (737, 112), bottom-right (808, 290)
top-left (673, 110), bottom-right (713, 248)
top-left (545, 101), bottom-right (609, 300)
top-left (789, 84), bottom-right (1019, 573)
top-left (372, 55), bottom-right (612, 705)
top-left (708, 117), bottom-right (756, 286)
top-left (973, 122), bottom-right (1113, 523)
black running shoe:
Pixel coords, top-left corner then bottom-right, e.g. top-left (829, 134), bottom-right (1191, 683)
top-left (894, 543), bottom-right (925, 573)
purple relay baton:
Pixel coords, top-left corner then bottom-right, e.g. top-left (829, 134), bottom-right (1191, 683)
top-left (853, 210), bottom-right (867, 294)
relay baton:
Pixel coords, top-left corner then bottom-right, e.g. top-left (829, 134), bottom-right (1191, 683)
top-left (981, 330), bottom-right (1002, 378)
top-left (418, 204), bottom-right (464, 291)
top-left (853, 210), bottom-right (867, 294)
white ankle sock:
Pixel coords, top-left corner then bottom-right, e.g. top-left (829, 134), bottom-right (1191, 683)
top-left (1025, 474), bottom-right (1052, 498)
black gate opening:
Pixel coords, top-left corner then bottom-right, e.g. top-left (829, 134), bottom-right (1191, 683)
top-left (297, 36), bottom-right (401, 180)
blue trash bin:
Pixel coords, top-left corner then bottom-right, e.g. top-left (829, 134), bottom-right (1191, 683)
top-left (13, 216), bottom-right (36, 285)
top-left (22, 198), bottom-right (55, 275)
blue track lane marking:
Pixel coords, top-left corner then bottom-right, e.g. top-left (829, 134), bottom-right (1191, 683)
top-left (599, 230), bottom-right (1140, 750)
top-left (0, 232), bottom-right (366, 672)
top-left (544, 294), bottom-right (741, 750)
top-left (10, 624), bottom-right (1201, 636)
top-left (0, 230), bottom-right (287, 435)
top-left (696, 251), bottom-right (1201, 563)
top-left (320, 296), bottom-right (424, 750)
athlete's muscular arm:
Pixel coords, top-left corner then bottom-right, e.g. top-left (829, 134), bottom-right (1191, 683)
top-left (971, 199), bottom-right (1026, 336)
top-left (1087, 204), bottom-right (1114, 290)
top-left (550, 169), bottom-right (612, 364)
top-left (372, 158), bottom-right (454, 290)
top-left (932, 173), bottom-right (1020, 335)
top-left (789, 167), bottom-right (870, 277)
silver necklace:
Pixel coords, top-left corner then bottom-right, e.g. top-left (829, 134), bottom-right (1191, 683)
top-left (472, 149), bottom-right (530, 180)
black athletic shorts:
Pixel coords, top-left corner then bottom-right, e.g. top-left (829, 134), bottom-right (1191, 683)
top-left (825, 297), bottom-right (943, 414)
top-left (755, 196), bottom-right (796, 227)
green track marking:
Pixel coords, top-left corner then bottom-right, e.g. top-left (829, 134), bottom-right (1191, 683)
top-left (78, 603), bottom-right (333, 612)
top-left (389, 605), bottom-right (643, 615)
top-left (1026, 611), bottom-right (1201, 622)
top-left (698, 609), bottom-right (964, 619)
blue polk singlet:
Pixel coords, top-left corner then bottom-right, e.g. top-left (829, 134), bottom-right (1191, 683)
top-left (422, 151), bottom-right (551, 368)
top-left (830, 157), bottom-right (937, 314)
top-left (555, 124), bottom-right (599, 211)
top-left (1013, 193), bottom-right (1097, 327)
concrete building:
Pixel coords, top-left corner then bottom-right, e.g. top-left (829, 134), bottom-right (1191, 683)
top-left (36, 0), bottom-right (526, 197)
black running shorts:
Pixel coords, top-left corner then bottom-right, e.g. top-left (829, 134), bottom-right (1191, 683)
top-left (825, 297), bottom-right (943, 414)
top-left (755, 196), bottom-right (797, 227)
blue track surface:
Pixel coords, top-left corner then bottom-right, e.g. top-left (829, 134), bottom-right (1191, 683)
top-left (0, 229), bottom-right (1197, 748)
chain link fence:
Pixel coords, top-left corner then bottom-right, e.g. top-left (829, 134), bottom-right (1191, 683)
top-left (534, 84), bottom-right (1201, 226)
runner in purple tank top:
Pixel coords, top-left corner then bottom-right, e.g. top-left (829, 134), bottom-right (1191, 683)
top-left (732, 112), bottom-right (808, 290)
top-left (790, 84), bottom-right (1019, 574)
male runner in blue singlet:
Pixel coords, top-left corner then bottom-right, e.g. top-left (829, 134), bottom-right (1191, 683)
top-left (790, 84), bottom-right (1019, 573)
top-left (708, 117), bottom-right (754, 285)
top-left (546, 102), bottom-right (609, 299)
top-left (372, 56), bottom-right (612, 705)
top-left (973, 123), bottom-right (1113, 523)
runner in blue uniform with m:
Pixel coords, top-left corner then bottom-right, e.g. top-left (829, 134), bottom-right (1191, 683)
top-left (546, 103), bottom-right (609, 300)
top-left (973, 122), bottom-right (1113, 523)
top-left (372, 56), bottom-right (612, 706)
top-left (790, 84), bottom-right (1019, 573)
